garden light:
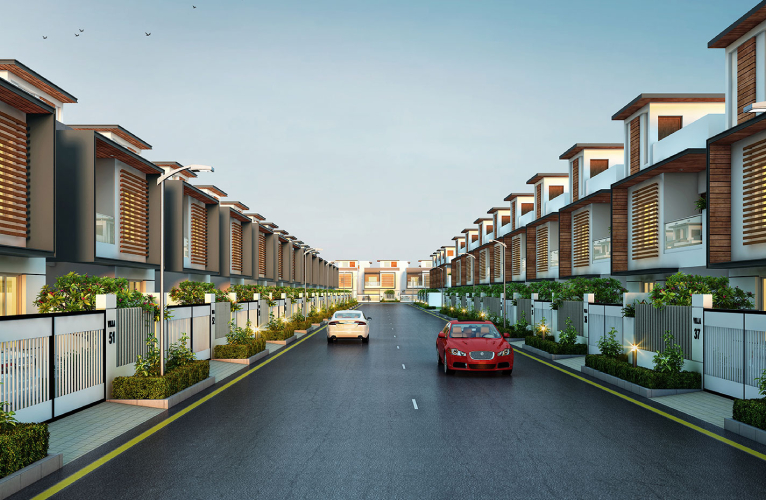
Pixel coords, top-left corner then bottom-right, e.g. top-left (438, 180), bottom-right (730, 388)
top-left (630, 343), bottom-right (638, 368)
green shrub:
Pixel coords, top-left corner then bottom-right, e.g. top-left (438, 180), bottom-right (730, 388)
top-left (525, 335), bottom-right (587, 355)
top-left (0, 423), bottom-right (49, 479)
top-left (112, 360), bottom-right (210, 399)
top-left (214, 338), bottom-right (265, 359)
top-left (597, 327), bottom-right (624, 358)
top-left (585, 355), bottom-right (700, 390)
top-left (649, 272), bottom-right (753, 310)
top-left (733, 399), bottom-right (766, 431)
top-left (653, 331), bottom-right (684, 374)
top-left (135, 333), bottom-right (195, 377)
top-left (559, 318), bottom-right (578, 348)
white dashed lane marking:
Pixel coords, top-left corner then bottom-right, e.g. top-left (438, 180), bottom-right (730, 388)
top-left (402, 364), bottom-right (406, 369)
top-left (412, 399), bottom-right (418, 410)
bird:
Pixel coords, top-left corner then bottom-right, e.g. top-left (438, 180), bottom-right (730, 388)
top-left (193, 5), bottom-right (196, 8)
top-left (42, 36), bottom-right (47, 39)
top-left (145, 32), bottom-right (151, 36)
top-left (74, 33), bottom-right (79, 37)
top-left (79, 29), bottom-right (84, 32)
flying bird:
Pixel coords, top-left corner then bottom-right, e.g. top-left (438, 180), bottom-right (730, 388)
top-left (42, 36), bottom-right (47, 39)
top-left (74, 33), bottom-right (79, 37)
top-left (193, 5), bottom-right (196, 8)
top-left (145, 32), bottom-right (151, 36)
top-left (79, 29), bottom-right (84, 32)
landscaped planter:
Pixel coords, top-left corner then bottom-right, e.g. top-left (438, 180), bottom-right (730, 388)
top-left (522, 344), bottom-right (585, 360)
top-left (109, 376), bottom-right (215, 409)
top-left (724, 418), bottom-right (766, 446)
top-left (580, 366), bottom-right (700, 399)
top-left (265, 335), bottom-right (297, 346)
top-left (0, 453), bottom-right (63, 500)
top-left (0, 423), bottom-right (51, 488)
top-left (213, 350), bottom-right (268, 365)
top-left (111, 360), bottom-right (211, 406)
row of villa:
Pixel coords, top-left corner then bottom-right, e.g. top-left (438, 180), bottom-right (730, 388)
top-left (427, 1), bottom-right (766, 308)
top-left (331, 259), bottom-right (433, 301)
top-left (0, 59), bottom-right (338, 316)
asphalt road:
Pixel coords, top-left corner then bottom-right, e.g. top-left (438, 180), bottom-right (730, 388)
top-left (19, 304), bottom-right (766, 499)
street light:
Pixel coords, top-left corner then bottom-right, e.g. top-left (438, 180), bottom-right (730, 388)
top-left (303, 246), bottom-right (321, 316)
top-left (490, 239), bottom-right (508, 328)
top-left (156, 164), bottom-right (214, 376)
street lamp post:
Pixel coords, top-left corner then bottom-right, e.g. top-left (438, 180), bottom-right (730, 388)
top-left (490, 239), bottom-right (508, 328)
top-left (156, 164), bottom-right (213, 376)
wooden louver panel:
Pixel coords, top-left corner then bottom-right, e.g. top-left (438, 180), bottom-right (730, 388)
top-left (573, 210), bottom-right (590, 268)
top-left (709, 144), bottom-right (731, 263)
top-left (456, 261), bottom-right (461, 285)
top-left (535, 184), bottom-right (541, 219)
top-left (339, 273), bottom-right (352, 288)
top-left (0, 111), bottom-right (29, 239)
top-left (293, 250), bottom-right (296, 281)
top-left (536, 226), bottom-right (549, 273)
top-left (493, 245), bottom-right (502, 280)
top-left (479, 250), bottom-right (487, 279)
top-left (572, 158), bottom-right (580, 203)
top-left (190, 203), bottom-right (207, 266)
top-left (590, 159), bottom-right (609, 178)
top-left (258, 232), bottom-right (266, 277)
top-left (511, 203), bottom-right (516, 230)
top-left (512, 237), bottom-right (521, 275)
top-left (631, 183), bottom-right (659, 260)
top-left (738, 37), bottom-right (757, 125)
top-left (381, 273), bottom-right (395, 288)
top-left (630, 117), bottom-right (641, 175)
top-left (742, 138), bottom-right (766, 245)
top-left (119, 170), bottom-right (148, 257)
top-left (277, 242), bottom-right (283, 279)
top-left (231, 221), bottom-right (243, 273)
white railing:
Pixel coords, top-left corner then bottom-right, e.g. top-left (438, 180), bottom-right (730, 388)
top-left (593, 237), bottom-right (611, 261)
top-left (665, 214), bottom-right (703, 250)
top-left (550, 250), bottom-right (559, 268)
top-left (365, 281), bottom-right (381, 287)
top-left (96, 213), bottom-right (115, 244)
top-left (586, 164), bottom-right (623, 194)
top-left (652, 114), bottom-right (725, 164)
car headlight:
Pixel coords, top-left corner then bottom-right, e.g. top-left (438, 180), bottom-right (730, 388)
top-left (498, 348), bottom-right (511, 356)
top-left (449, 348), bottom-right (466, 356)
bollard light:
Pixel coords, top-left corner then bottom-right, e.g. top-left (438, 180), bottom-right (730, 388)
top-left (630, 343), bottom-right (638, 368)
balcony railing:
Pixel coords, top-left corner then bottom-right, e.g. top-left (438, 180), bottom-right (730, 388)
top-left (96, 213), bottom-right (115, 244)
top-left (550, 250), bottom-right (559, 268)
top-left (665, 214), bottom-right (702, 250)
top-left (407, 281), bottom-right (424, 288)
top-left (593, 237), bottom-right (611, 261)
top-left (365, 281), bottom-right (381, 287)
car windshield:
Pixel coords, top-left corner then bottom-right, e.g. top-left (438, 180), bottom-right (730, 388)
top-left (450, 323), bottom-right (500, 338)
top-left (335, 312), bottom-right (362, 319)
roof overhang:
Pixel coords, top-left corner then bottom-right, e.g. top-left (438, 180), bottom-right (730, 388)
top-left (526, 173), bottom-right (568, 185)
top-left (559, 189), bottom-right (612, 213)
top-left (612, 94), bottom-right (725, 121)
top-left (221, 200), bottom-right (249, 211)
top-left (183, 181), bottom-right (218, 204)
top-left (95, 134), bottom-right (163, 175)
top-left (709, 0), bottom-right (766, 48)
top-left (0, 77), bottom-right (55, 114)
top-left (229, 207), bottom-right (250, 223)
top-left (473, 217), bottom-right (492, 224)
top-left (559, 143), bottom-right (624, 160)
top-left (461, 228), bottom-right (478, 234)
top-left (258, 224), bottom-right (273, 234)
top-left (527, 212), bottom-right (559, 228)
top-left (487, 207), bottom-right (510, 214)
top-left (612, 148), bottom-right (706, 190)
top-left (194, 185), bottom-right (228, 198)
top-left (245, 213), bottom-right (266, 221)
top-left (70, 125), bottom-right (151, 150)
top-left (0, 60), bottom-right (78, 103)
top-left (504, 192), bottom-right (534, 202)
top-left (708, 110), bottom-right (766, 146)
top-left (153, 162), bottom-right (198, 178)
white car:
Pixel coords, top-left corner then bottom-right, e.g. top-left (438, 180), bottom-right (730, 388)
top-left (327, 310), bottom-right (371, 343)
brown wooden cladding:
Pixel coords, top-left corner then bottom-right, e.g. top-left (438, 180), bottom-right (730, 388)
top-left (590, 159), bottom-right (609, 178)
top-left (277, 242), bottom-right (283, 279)
top-left (339, 273), bottom-right (352, 288)
top-left (293, 249), bottom-right (297, 281)
top-left (536, 226), bottom-right (549, 273)
top-left (479, 249), bottom-right (487, 280)
top-left (501, 215), bottom-right (510, 227)
top-left (190, 203), bottom-right (207, 266)
top-left (658, 116), bottom-right (683, 141)
top-left (572, 158), bottom-right (580, 202)
top-left (738, 37), bottom-right (757, 125)
top-left (119, 170), bottom-right (148, 257)
top-left (231, 221), bottom-right (243, 273)
top-left (526, 227), bottom-right (536, 279)
top-left (573, 210), bottom-right (590, 268)
top-left (535, 184), bottom-right (542, 219)
top-left (511, 237), bottom-right (521, 276)
top-left (0, 112), bottom-right (29, 239)
top-left (493, 244), bottom-right (502, 280)
top-left (742, 139), bottom-right (766, 245)
top-left (549, 185), bottom-right (564, 200)
top-left (521, 203), bottom-right (534, 215)
top-left (381, 273), bottom-right (395, 288)
top-left (454, 260), bottom-right (461, 285)
top-left (709, 144), bottom-right (732, 263)
top-left (611, 188), bottom-right (628, 273)
top-left (511, 203), bottom-right (516, 230)
top-left (258, 232), bottom-right (266, 277)
top-left (631, 183), bottom-right (659, 260)
top-left (558, 211), bottom-right (572, 277)
top-left (630, 117), bottom-right (641, 175)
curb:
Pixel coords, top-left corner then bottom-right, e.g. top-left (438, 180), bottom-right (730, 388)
top-left (580, 366), bottom-right (701, 399)
top-left (265, 335), bottom-right (297, 346)
top-left (212, 349), bottom-right (269, 365)
top-left (0, 454), bottom-right (63, 500)
top-left (522, 344), bottom-right (585, 360)
top-left (108, 377), bottom-right (216, 409)
top-left (724, 418), bottom-right (766, 446)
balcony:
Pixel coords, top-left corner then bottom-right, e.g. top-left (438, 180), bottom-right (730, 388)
top-left (544, 192), bottom-right (569, 215)
top-left (518, 210), bottom-right (535, 227)
top-left (593, 237), bottom-right (611, 261)
top-left (652, 114), bottom-right (725, 164)
top-left (407, 281), bottom-right (424, 288)
top-left (665, 214), bottom-right (702, 250)
top-left (365, 281), bottom-right (381, 288)
top-left (550, 250), bottom-right (559, 268)
top-left (96, 213), bottom-right (115, 244)
top-left (586, 164), bottom-right (624, 195)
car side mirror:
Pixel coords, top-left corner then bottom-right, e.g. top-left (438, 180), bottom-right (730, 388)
top-left (438, 331), bottom-right (446, 338)
top-left (367, 316), bottom-right (371, 320)
top-left (503, 332), bottom-right (510, 338)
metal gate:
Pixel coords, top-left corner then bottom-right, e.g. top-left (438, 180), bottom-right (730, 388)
top-left (587, 304), bottom-right (623, 355)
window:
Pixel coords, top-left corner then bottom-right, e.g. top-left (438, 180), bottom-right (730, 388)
top-left (365, 274), bottom-right (379, 285)
top-left (631, 183), bottom-right (659, 260)
top-left (549, 185), bottom-right (564, 200)
top-left (390, 262), bottom-right (396, 267)
top-left (521, 203), bottom-right (534, 215)
top-left (573, 211), bottom-right (590, 268)
top-left (471, 234), bottom-right (478, 242)
top-left (536, 184), bottom-right (542, 219)
top-left (0, 276), bottom-right (18, 316)
top-left (231, 221), bottom-right (243, 273)
top-left (486, 225), bottom-right (493, 234)
top-left (658, 116), bottom-right (683, 141)
top-left (512, 237), bottom-right (521, 275)
top-left (537, 226), bottom-right (549, 273)
top-left (447, 249), bottom-right (454, 256)
top-left (128, 280), bottom-right (144, 293)
top-left (460, 241), bottom-right (465, 248)
top-left (590, 159), bottom-right (609, 178)
top-left (96, 213), bottom-right (115, 244)
top-left (0, 113), bottom-right (28, 243)
top-left (381, 273), bottom-right (395, 288)
top-left (258, 231), bottom-right (266, 277)
top-left (742, 139), bottom-right (766, 245)
top-left (339, 273), bottom-right (353, 288)
top-left (277, 242), bottom-right (283, 279)
top-left (349, 261), bottom-right (356, 268)
top-left (501, 215), bottom-right (510, 226)
top-left (493, 246), bottom-right (502, 280)
top-left (479, 250), bottom-right (487, 280)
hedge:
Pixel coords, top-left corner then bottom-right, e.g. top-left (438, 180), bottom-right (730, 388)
top-left (733, 398), bottom-right (766, 431)
top-left (214, 338), bottom-right (266, 359)
top-left (112, 360), bottom-right (210, 400)
top-left (525, 336), bottom-right (587, 355)
top-left (0, 423), bottom-right (49, 479)
top-left (585, 355), bottom-right (701, 390)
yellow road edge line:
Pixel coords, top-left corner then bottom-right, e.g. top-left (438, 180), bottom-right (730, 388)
top-left (411, 304), bottom-right (766, 462)
top-left (32, 321), bottom-right (335, 500)
top-left (512, 348), bottom-right (766, 462)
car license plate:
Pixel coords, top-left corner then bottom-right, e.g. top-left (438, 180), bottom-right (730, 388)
top-left (341, 321), bottom-right (355, 324)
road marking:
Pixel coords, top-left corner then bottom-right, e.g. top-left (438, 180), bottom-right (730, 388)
top-left (397, 346), bottom-right (399, 349)
top-left (394, 335), bottom-right (396, 337)
top-left (402, 364), bottom-right (406, 369)
top-left (30, 312), bottom-right (353, 500)
top-left (412, 399), bottom-right (418, 410)
top-left (513, 347), bottom-right (766, 463)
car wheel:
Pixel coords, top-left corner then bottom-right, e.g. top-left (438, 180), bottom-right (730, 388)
top-left (362, 336), bottom-right (369, 343)
top-left (504, 368), bottom-right (513, 376)
top-left (327, 337), bottom-right (333, 343)
top-left (443, 355), bottom-right (453, 375)
top-left (437, 352), bottom-right (443, 366)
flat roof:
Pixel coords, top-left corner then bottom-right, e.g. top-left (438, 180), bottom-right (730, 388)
top-left (69, 125), bottom-right (151, 150)
top-left (473, 217), bottom-right (492, 224)
top-left (153, 162), bottom-right (198, 178)
top-left (182, 181), bottom-right (218, 205)
top-left (94, 134), bottom-right (163, 176)
top-left (221, 200), bottom-right (250, 211)
top-left (451, 235), bottom-right (465, 241)
top-left (461, 228), bottom-right (478, 233)
top-left (709, 1), bottom-right (766, 48)
top-left (487, 207), bottom-right (510, 214)
top-left (559, 143), bottom-right (624, 160)
top-left (526, 173), bottom-right (568, 185)
top-left (245, 213), bottom-right (265, 221)
top-left (503, 192), bottom-right (534, 202)
top-left (611, 93), bottom-right (725, 121)
top-left (0, 59), bottom-right (78, 103)
top-left (0, 76), bottom-right (55, 114)
top-left (195, 185), bottom-right (228, 198)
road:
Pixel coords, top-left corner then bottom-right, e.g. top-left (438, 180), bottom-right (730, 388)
top-left (19, 303), bottom-right (766, 499)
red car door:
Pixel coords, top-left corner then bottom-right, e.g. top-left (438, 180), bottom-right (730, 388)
top-left (436, 323), bottom-right (450, 358)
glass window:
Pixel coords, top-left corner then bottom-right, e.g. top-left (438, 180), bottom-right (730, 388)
top-left (0, 276), bottom-right (18, 316)
top-left (449, 323), bottom-right (500, 338)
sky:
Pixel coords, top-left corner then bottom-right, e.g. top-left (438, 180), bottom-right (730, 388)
top-left (0, 0), bottom-right (755, 265)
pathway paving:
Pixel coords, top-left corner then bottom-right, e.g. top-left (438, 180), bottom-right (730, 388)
top-left (555, 356), bottom-right (586, 371)
top-left (208, 360), bottom-right (246, 382)
top-left (650, 391), bottom-right (734, 428)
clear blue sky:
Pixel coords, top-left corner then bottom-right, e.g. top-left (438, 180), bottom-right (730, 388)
top-left (1, 0), bottom-right (753, 264)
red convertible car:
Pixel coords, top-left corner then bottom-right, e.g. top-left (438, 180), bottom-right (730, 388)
top-left (436, 321), bottom-right (514, 375)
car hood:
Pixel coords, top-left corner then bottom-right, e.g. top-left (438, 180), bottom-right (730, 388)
top-left (447, 338), bottom-right (508, 351)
